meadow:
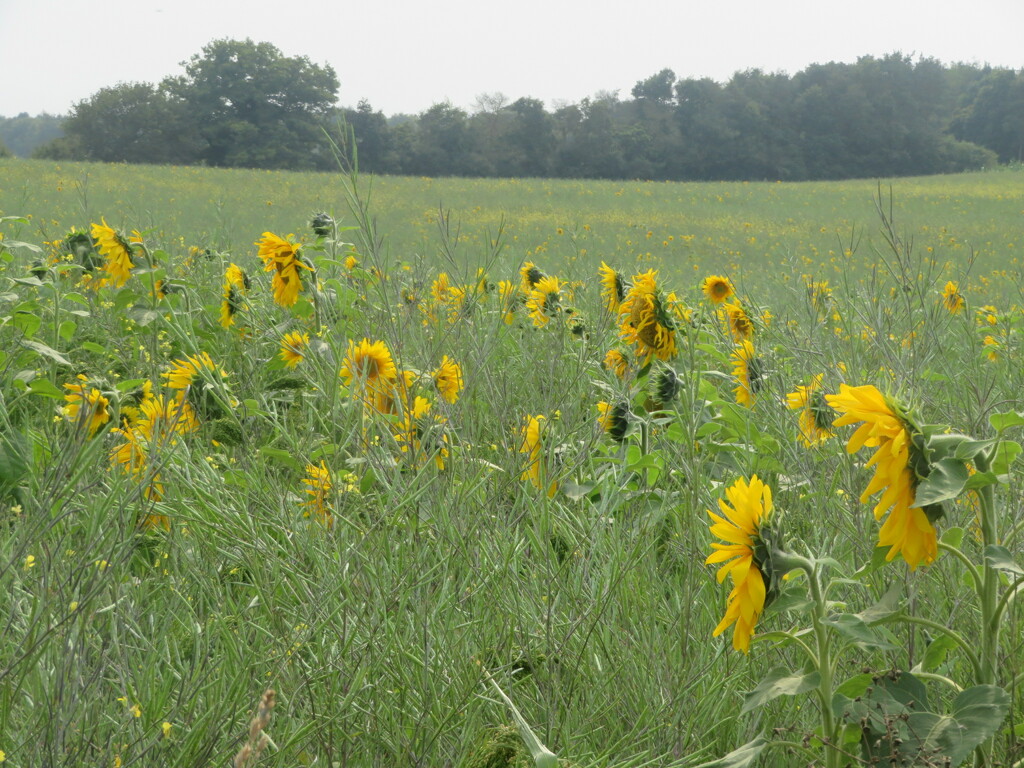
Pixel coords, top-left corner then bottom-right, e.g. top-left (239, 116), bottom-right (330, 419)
top-left (1, 158), bottom-right (1023, 768)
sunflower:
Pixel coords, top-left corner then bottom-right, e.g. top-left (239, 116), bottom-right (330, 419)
top-left (730, 340), bottom-right (762, 408)
top-left (526, 275), bottom-right (563, 327)
top-left (650, 363), bottom-right (683, 406)
top-left (340, 338), bottom-right (398, 411)
top-left (618, 270), bottom-right (678, 362)
top-left (603, 349), bottom-right (630, 380)
top-left (785, 374), bottom-right (834, 446)
top-left (497, 280), bottom-right (520, 325)
top-left (826, 384), bottom-right (937, 570)
top-left (702, 274), bottom-right (734, 304)
top-left (62, 376), bottom-right (110, 437)
top-left (220, 264), bottom-right (250, 328)
top-left (808, 280), bottom-right (832, 319)
top-left (598, 262), bottom-right (628, 313)
top-left (162, 352), bottom-right (227, 392)
top-left (724, 301), bottom-right (753, 341)
top-left (301, 461), bottom-right (333, 528)
top-left (432, 355), bottom-right (463, 404)
top-left (280, 331), bottom-right (310, 369)
top-left (256, 232), bottom-right (311, 307)
top-left (941, 281), bottom-right (964, 314)
top-left (519, 414), bottom-right (557, 497)
top-left (520, 262), bottom-right (545, 292)
top-left (393, 396), bottom-right (450, 470)
top-left (596, 401), bottom-right (630, 442)
top-left (706, 475), bottom-right (777, 654)
top-left (90, 219), bottom-right (135, 288)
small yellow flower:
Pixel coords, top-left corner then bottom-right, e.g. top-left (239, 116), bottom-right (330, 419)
top-left (24, 555), bottom-right (36, 570)
top-left (161, 722), bottom-right (172, 739)
top-left (941, 281), bottom-right (964, 314)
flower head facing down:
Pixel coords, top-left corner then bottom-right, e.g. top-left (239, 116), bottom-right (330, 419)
top-left (725, 301), bottom-right (753, 342)
top-left (705, 475), bottom-right (776, 653)
top-left (526, 275), bottom-right (562, 327)
top-left (785, 374), bottom-right (834, 447)
top-left (301, 461), bottom-right (333, 528)
top-left (519, 262), bottom-right (545, 292)
top-left (256, 232), bottom-right (311, 307)
top-left (603, 349), bottom-right (630, 380)
top-left (597, 401), bottom-right (631, 442)
top-left (62, 375), bottom-right (110, 437)
top-left (519, 414), bottom-right (557, 497)
top-left (941, 281), bottom-right (964, 314)
top-left (702, 274), bottom-right (734, 304)
top-left (162, 352), bottom-right (228, 393)
top-left (340, 338), bottom-right (398, 412)
top-left (826, 384), bottom-right (938, 570)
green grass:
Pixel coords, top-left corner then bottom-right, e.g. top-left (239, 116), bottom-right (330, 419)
top-left (0, 160), bottom-right (1022, 767)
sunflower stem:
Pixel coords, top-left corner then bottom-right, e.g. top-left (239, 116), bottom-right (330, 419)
top-left (972, 449), bottom-right (1001, 768)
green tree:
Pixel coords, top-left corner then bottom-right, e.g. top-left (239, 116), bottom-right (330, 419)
top-left (52, 82), bottom-right (202, 164)
top-left (167, 38), bottom-right (339, 169)
top-left (951, 69), bottom-right (1024, 163)
top-left (0, 113), bottom-right (64, 157)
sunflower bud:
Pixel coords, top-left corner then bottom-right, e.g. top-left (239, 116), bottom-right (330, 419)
top-left (311, 212), bottom-right (334, 237)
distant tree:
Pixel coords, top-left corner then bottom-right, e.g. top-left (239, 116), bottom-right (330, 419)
top-left (0, 113), bottom-right (64, 157)
top-left (631, 69), bottom-right (676, 103)
top-left (331, 100), bottom-right (395, 173)
top-left (166, 38), bottom-right (339, 169)
top-left (54, 82), bottom-right (203, 164)
top-left (0, 138), bottom-right (10, 158)
top-left (409, 102), bottom-right (474, 176)
top-left (502, 97), bottom-right (557, 177)
top-left (951, 69), bottom-right (1024, 163)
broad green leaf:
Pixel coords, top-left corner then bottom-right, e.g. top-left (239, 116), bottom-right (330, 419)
top-left (821, 613), bottom-right (896, 650)
top-left (963, 471), bottom-right (999, 490)
top-left (939, 526), bottom-right (964, 548)
top-left (258, 447), bottom-right (301, 471)
top-left (20, 339), bottom-right (71, 366)
top-left (990, 410), bottom-right (1024, 434)
top-left (991, 441), bottom-right (1021, 478)
top-left (911, 685), bottom-right (1010, 766)
top-left (693, 736), bottom-right (767, 768)
top-left (12, 311), bottom-right (41, 337)
top-left (855, 582), bottom-right (904, 624)
top-left (983, 545), bottom-right (1024, 576)
top-left (833, 673), bottom-right (873, 701)
top-left (741, 667), bottom-right (820, 714)
top-left (29, 378), bottom-right (64, 399)
top-left (58, 320), bottom-right (76, 341)
top-left (914, 458), bottom-right (969, 506)
top-left (11, 275), bottom-right (45, 286)
top-left (918, 634), bottom-right (958, 673)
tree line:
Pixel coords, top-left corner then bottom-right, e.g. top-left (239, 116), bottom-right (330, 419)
top-left (7, 40), bottom-right (1024, 181)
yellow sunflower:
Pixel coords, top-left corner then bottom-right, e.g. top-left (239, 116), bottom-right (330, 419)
top-left (724, 301), bottom-right (753, 341)
top-left (730, 340), bottom-right (762, 408)
top-left (520, 262), bottom-right (545, 292)
top-left (301, 461), bottom-right (333, 528)
top-left (598, 262), bottom-right (628, 313)
top-left (62, 376), bottom-right (110, 437)
top-left (280, 331), bottom-right (310, 369)
top-left (785, 374), bottom-right (834, 446)
top-left (256, 232), bottom-right (311, 307)
top-left (603, 349), bottom-right (630, 380)
top-left (90, 219), bottom-right (135, 288)
top-left (618, 270), bottom-right (678, 362)
top-left (596, 400), bottom-right (630, 442)
top-left (432, 355), bottom-right (463, 404)
top-left (941, 281), bottom-right (964, 314)
top-left (393, 395), bottom-right (450, 470)
top-left (702, 274), bottom-right (734, 304)
top-left (162, 352), bottom-right (227, 392)
top-left (340, 338), bottom-right (398, 411)
top-left (705, 475), bottom-right (774, 654)
top-left (826, 384), bottom-right (937, 570)
top-left (526, 275), bottom-right (563, 327)
top-left (220, 263), bottom-right (250, 329)
top-left (519, 414), bottom-right (557, 497)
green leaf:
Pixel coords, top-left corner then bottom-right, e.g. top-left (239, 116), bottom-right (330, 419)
top-left (855, 582), bottom-right (904, 624)
top-left (58, 320), bottom-right (76, 341)
top-left (820, 613), bottom-right (897, 650)
top-left (0, 430), bottom-right (31, 486)
top-left (692, 736), bottom-right (767, 768)
top-left (939, 526), bottom-right (964, 549)
top-left (983, 545), bottom-right (1024, 576)
top-left (963, 471), bottom-right (999, 490)
top-left (914, 458), bottom-right (969, 506)
top-left (11, 275), bottom-right (45, 286)
top-left (833, 673), bottom-right (873, 701)
top-left (990, 410), bottom-right (1024, 434)
top-left (29, 378), bottom-right (64, 399)
top-left (741, 667), bottom-right (820, 714)
top-left (20, 339), bottom-right (71, 366)
top-left (910, 685), bottom-right (1010, 766)
top-left (918, 634), bottom-right (958, 673)
top-left (12, 311), bottom-right (41, 337)
top-left (925, 434), bottom-right (994, 462)
top-left (258, 447), bottom-right (301, 471)
top-left (991, 441), bottom-right (1021, 478)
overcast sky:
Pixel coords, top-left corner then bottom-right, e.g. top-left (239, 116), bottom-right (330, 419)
top-left (2, 0), bottom-right (1022, 118)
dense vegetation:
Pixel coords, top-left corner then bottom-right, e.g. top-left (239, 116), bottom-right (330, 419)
top-left (9, 41), bottom-right (1024, 181)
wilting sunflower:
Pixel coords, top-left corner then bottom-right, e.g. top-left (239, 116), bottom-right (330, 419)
top-left (340, 338), bottom-right (398, 411)
top-left (301, 461), bottom-right (333, 528)
top-left (706, 475), bottom-right (778, 654)
top-left (393, 395), bottom-right (450, 470)
top-left (598, 262), bottom-right (628, 313)
top-left (702, 274), bottom-right (734, 304)
top-left (62, 375), bottom-right (110, 437)
top-left (526, 275), bottom-right (563, 327)
top-left (280, 331), bottom-right (310, 369)
top-left (941, 281), bottom-right (964, 314)
top-left (596, 401), bottom-right (631, 442)
top-left (826, 384), bottom-right (937, 570)
top-left (618, 270), bottom-right (678, 362)
top-left (519, 414), bottom-right (557, 496)
top-left (603, 349), bottom-right (630, 380)
top-left (91, 219), bottom-right (135, 288)
top-left (730, 340), bottom-right (763, 408)
top-left (432, 355), bottom-right (463, 404)
top-left (256, 232), bottom-right (312, 307)
top-left (785, 374), bottom-right (834, 446)
top-left (724, 301), bottom-right (753, 341)
top-left (650, 363), bottom-right (683, 407)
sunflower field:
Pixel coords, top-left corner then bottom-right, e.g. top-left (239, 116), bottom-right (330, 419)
top-left (1, 158), bottom-right (1024, 768)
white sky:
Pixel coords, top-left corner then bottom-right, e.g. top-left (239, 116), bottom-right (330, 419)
top-left (2, 0), bottom-right (1022, 117)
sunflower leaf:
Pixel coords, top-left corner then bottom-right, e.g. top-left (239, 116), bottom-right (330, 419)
top-left (692, 735), bottom-right (767, 768)
top-left (914, 458), bottom-right (969, 506)
top-left (989, 410), bottom-right (1024, 434)
top-left (983, 545), bottom-right (1024, 576)
top-left (741, 667), bottom-right (820, 714)
top-left (820, 613), bottom-right (897, 650)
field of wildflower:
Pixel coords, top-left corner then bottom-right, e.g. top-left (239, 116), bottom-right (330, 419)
top-left (1, 157), bottom-right (1024, 768)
